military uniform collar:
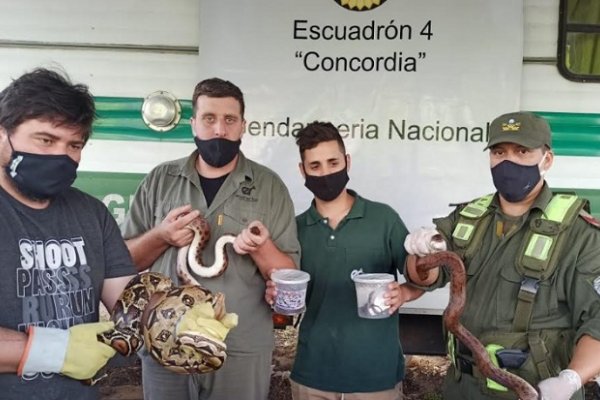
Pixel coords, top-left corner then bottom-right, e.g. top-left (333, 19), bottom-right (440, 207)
top-left (530, 182), bottom-right (553, 211)
top-left (230, 152), bottom-right (255, 184)
top-left (305, 189), bottom-right (365, 225)
top-left (171, 150), bottom-right (253, 184)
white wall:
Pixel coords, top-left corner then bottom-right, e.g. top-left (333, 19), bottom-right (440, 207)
top-left (0, 0), bottom-right (200, 98)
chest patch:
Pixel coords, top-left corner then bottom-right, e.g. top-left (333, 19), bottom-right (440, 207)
top-left (235, 185), bottom-right (258, 203)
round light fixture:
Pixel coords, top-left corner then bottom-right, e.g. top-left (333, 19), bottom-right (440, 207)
top-left (141, 90), bottom-right (181, 132)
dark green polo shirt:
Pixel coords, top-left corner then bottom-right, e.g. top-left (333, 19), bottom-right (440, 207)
top-left (291, 190), bottom-right (409, 392)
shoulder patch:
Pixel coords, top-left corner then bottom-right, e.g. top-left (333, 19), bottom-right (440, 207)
top-left (579, 210), bottom-right (600, 229)
top-left (449, 201), bottom-right (469, 208)
top-left (450, 195), bottom-right (493, 210)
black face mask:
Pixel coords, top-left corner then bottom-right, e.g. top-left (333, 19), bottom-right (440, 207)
top-left (5, 139), bottom-right (78, 200)
top-left (194, 137), bottom-right (241, 168)
top-left (304, 167), bottom-right (349, 202)
top-left (491, 160), bottom-right (541, 203)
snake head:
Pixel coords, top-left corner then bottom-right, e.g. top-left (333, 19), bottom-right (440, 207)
top-left (178, 333), bottom-right (227, 371)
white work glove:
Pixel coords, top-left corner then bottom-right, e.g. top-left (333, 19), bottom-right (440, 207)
top-left (538, 369), bottom-right (582, 400)
top-left (404, 227), bottom-right (447, 257)
top-left (18, 322), bottom-right (117, 380)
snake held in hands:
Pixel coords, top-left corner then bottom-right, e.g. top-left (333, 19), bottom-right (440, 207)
top-left (177, 216), bottom-right (236, 284)
top-left (98, 272), bottom-right (230, 374)
top-left (407, 251), bottom-right (539, 400)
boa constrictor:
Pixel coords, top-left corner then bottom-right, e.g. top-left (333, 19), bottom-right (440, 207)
top-left (98, 272), bottom-right (231, 375)
top-left (92, 217), bottom-right (244, 383)
top-left (406, 252), bottom-right (540, 400)
top-left (176, 216), bottom-right (236, 283)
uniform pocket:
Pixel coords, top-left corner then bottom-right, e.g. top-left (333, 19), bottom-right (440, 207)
top-left (222, 202), bottom-right (267, 235)
top-left (496, 266), bottom-right (558, 325)
top-left (495, 266), bottom-right (522, 324)
top-left (153, 200), bottom-right (188, 226)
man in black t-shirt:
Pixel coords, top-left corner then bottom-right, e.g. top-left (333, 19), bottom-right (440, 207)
top-left (0, 68), bottom-right (137, 400)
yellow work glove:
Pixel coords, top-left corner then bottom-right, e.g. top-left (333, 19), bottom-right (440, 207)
top-left (177, 302), bottom-right (238, 342)
top-left (18, 322), bottom-right (117, 380)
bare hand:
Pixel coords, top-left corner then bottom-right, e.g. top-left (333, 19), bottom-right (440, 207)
top-left (157, 205), bottom-right (201, 247)
top-left (233, 220), bottom-right (270, 255)
top-left (384, 282), bottom-right (424, 314)
top-left (383, 282), bottom-right (408, 314)
top-left (264, 273), bottom-right (277, 306)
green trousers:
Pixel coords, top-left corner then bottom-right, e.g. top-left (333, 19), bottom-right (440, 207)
top-left (442, 366), bottom-right (585, 400)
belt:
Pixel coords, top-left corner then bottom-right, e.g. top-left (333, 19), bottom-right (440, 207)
top-left (454, 339), bottom-right (474, 375)
top-left (455, 354), bottom-right (474, 375)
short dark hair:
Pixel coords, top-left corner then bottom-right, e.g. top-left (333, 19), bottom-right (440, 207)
top-left (192, 77), bottom-right (245, 118)
top-left (295, 121), bottom-right (346, 161)
top-left (0, 68), bottom-right (96, 142)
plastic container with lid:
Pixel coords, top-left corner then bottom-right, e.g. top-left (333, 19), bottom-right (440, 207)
top-left (271, 269), bottom-right (310, 315)
top-left (350, 270), bottom-right (395, 319)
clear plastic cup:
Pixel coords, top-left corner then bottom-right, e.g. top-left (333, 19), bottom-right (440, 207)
top-left (271, 269), bottom-right (310, 315)
top-left (351, 271), bottom-right (395, 319)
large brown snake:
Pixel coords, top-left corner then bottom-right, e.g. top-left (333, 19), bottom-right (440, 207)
top-left (91, 272), bottom-right (232, 385)
top-left (406, 251), bottom-right (540, 400)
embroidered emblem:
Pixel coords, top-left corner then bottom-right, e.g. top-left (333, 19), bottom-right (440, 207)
top-left (235, 185), bottom-right (258, 203)
top-left (241, 186), bottom-right (256, 196)
top-left (501, 118), bottom-right (521, 132)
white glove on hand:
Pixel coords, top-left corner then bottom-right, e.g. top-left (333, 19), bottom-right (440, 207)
top-left (538, 369), bottom-right (582, 400)
top-left (18, 322), bottom-right (116, 380)
top-left (404, 227), bottom-right (447, 257)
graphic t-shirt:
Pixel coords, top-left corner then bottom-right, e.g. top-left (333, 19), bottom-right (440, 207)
top-left (0, 186), bottom-right (135, 400)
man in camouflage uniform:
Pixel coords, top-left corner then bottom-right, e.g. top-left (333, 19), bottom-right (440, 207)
top-left (404, 111), bottom-right (600, 400)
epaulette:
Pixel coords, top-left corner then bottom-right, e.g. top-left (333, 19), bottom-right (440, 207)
top-left (448, 201), bottom-right (470, 208)
top-left (579, 209), bottom-right (600, 229)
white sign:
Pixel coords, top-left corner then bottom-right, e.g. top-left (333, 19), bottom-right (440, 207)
top-left (199, 0), bottom-right (523, 230)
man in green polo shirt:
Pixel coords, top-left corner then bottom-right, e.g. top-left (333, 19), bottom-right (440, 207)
top-left (121, 78), bottom-right (301, 400)
top-left (268, 121), bottom-right (423, 399)
top-left (404, 111), bottom-right (600, 399)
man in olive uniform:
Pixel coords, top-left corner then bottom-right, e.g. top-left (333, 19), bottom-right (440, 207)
top-left (404, 111), bottom-right (600, 400)
top-left (122, 77), bottom-right (300, 400)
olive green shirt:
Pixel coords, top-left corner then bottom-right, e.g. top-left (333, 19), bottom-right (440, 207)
top-left (291, 191), bottom-right (409, 392)
top-left (121, 151), bottom-right (301, 353)
top-left (414, 184), bottom-right (600, 344)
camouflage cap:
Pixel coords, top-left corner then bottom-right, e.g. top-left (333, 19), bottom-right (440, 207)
top-left (484, 111), bottom-right (552, 150)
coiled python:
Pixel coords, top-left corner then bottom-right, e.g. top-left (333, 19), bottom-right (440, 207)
top-left (93, 216), bottom-right (241, 383)
top-left (407, 252), bottom-right (539, 400)
top-left (98, 272), bottom-right (234, 375)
